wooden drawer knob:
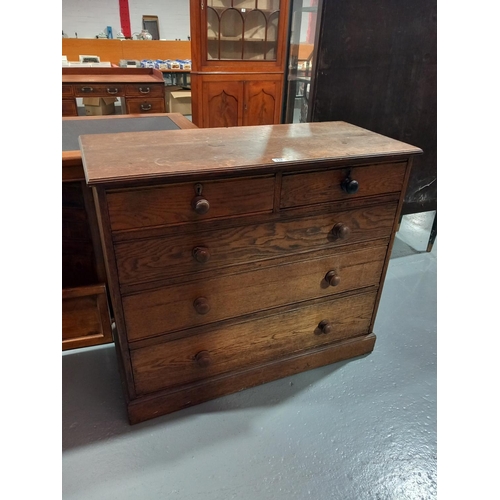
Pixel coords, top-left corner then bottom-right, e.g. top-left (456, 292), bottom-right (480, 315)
top-left (341, 176), bottom-right (359, 194)
top-left (318, 320), bottom-right (333, 335)
top-left (195, 350), bottom-right (211, 368)
top-left (192, 246), bottom-right (211, 264)
top-left (325, 270), bottom-right (341, 287)
top-left (331, 223), bottom-right (351, 240)
top-left (193, 297), bottom-right (210, 315)
top-left (192, 196), bottom-right (210, 215)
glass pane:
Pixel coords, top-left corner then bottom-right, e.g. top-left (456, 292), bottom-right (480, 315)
top-left (243, 10), bottom-right (266, 60)
top-left (207, 8), bottom-right (220, 60)
top-left (208, 0), bottom-right (232, 7)
top-left (207, 0), bottom-right (281, 61)
top-left (266, 11), bottom-right (279, 60)
top-left (220, 9), bottom-right (244, 59)
top-left (283, 0), bottom-right (320, 123)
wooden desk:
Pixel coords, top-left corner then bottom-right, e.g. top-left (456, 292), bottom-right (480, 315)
top-left (62, 67), bottom-right (167, 117)
top-left (62, 114), bottom-right (197, 351)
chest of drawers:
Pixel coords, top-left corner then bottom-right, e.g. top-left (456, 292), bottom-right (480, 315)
top-left (79, 121), bottom-right (421, 424)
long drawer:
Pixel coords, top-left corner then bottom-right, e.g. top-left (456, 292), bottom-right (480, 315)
top-left (280, 162), bottom-right (407, 208)
top-left (107, 176), bottom-right (275, 231)
top-left (73, 84), bottom-right (126, 97)
top-left (115, 203), bottom-right (398, 285)
top-left (131, 290), bottom-right (378, 395)
top-left (122, 244), bottom-right (387, 341)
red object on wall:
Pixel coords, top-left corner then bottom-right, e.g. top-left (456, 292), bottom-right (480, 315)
top-left (119, 0), bottom-right (131, 38)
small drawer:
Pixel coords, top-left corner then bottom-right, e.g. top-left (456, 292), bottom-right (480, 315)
top-left (114, 203), bottom-right (397, 285)
top-left (125, 98), bottom-right (166, 114)
top-left (74, 84), bottom-right (125, 97)
top-left (62, 85), bottom-right (74, 97)
top-left (280, 162), bottom-right (407, 208)
top-left (107, 176), bottom-right (275, 231)
top-left (62, 99), bottom-right (78, 117)
top-left (125, 84), bottom-right (164, 97)
top-left (122, 244), bottom-right (386, 341)
top-left (131, 291), bottom-right (378, 394)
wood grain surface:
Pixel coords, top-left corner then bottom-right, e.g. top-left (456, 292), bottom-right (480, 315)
top-left (79, 121), bottom-right (422, 185)
top-left (122, 244), bottom-right (387, 341)
top-left (132, 291), bottom-right (378, 394)
top-left (114, 203), bottom-right (397, 285)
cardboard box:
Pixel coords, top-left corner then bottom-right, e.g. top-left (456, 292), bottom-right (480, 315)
top-left (168, 90), bottom-right (192, 115)
top-left (83, 97), bottom-right (117, 116)
top-left (164, 86), bottom-right (183, 111)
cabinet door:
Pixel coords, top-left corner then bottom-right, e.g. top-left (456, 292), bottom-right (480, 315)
top-left (202, 80), bottom-right (244, 128)
top-left (243, 79), bottom-right (281, 126)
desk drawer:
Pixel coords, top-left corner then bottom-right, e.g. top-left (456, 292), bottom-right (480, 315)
top-left (115, 203), bottom-right (397, 285)
top-left (125, 98), bottom-right (166, 114)
top-left (280, 162), bottom-right (407, 208)
top-left (62, 85), bottom-right (74, 97)
top-left (74, 84), bottom-right (125, 97)
top-left (122, 245), bottom-right (386, 341)
top-left (62, 99), bottom-right (78, 117)
top-left (131, 290), bottom-right (377, 394)
top-left (125, 84), bottom-right (164, 97)
top-left (107, 176), bottom-right (275, 231)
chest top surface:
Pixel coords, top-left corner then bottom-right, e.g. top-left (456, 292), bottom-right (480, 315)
top-left (79, 121), bottom-right (422, 186)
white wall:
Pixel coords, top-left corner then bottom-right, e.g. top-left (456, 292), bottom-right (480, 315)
top-left (62, 0), bottom-right (190, 41)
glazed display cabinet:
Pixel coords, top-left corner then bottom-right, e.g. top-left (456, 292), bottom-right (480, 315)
top-left (190, 0), bottom-right (291, 127)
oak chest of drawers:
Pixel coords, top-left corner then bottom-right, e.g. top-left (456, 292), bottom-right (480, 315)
top-left (79, 121), bottom-right (421, 424)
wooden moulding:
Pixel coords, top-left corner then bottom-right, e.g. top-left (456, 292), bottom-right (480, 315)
top-left (62, 284), bottom-right (113, 351)
top-left (127, 333), bottom-right (376, 424)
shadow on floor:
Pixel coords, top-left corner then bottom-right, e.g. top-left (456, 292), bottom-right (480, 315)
top-left (62, 344), bottom-right (361, 452)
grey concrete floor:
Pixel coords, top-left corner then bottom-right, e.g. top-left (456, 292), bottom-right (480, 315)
top-left (62, 212), bottom-right (437, 500)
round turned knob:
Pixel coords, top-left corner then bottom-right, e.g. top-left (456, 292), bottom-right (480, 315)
top-left (195, 350), bottom-right (211, 368)
top-left (192, 246), bottom-right (211, 264)
top-left (325, 270), bottom-right (341, 287)
top-left (193, 297), bottom-right (211, 315)
top-left (341, 177), bottom-right (359, 194)
top-left (192, 196), bottom-right (210, 215)
top-left (318, 320), bottom-right (333, 335)
top-left (331, 223), bottom-right (351, 240)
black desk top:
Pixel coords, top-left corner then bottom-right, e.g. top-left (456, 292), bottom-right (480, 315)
top-left (62, 115), bottom-right (182, 152)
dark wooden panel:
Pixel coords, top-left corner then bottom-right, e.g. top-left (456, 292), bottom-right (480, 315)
top-left (310, 0), bottom-right (436, 213)
top-left (121, 244), bottom-right (387, 341)
top-left (132, 291), bottom-right (378, 395)
top-left (114, 203), bottom-right (397, 285)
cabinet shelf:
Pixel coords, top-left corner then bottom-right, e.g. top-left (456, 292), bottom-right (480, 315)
top-left (208, 36), bottom-right (273, 42)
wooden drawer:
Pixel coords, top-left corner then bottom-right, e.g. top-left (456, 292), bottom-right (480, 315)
top-left (131, 291), bottom-right (378, 395)
top-left (122, 244), bottom-right (387, 341)
top-left (62, 99), bottom-right (78, 117)
top-left (107, 176), bottom-right (275, 231)
top-left (62, 84), bottom-right (74, 96)
top-left (125, 98), bottom-right (166, 114)
top-left (280, 162), bottom-right (407, 208)
top-left (62, 284), bottom-right (113, 350)
top-left (115, 203), bottom-right (397, 285)
top-left (73, 84), bottom-right (125, 97)
top-left (125, 84), bottom-right (164, 98)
